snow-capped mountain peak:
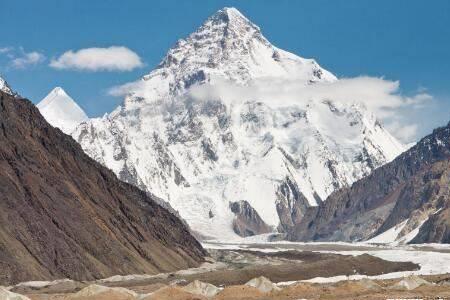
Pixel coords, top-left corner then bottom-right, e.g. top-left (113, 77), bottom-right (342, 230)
top-left (198, 6), bottom-right (264, 45)
top-left (37, 87), bottom-right (88, 134)
top-left (212, 7), bottom-right (250, 22)
top-left (129, 7), bottom-right (336, 109)
top-left (204, 7), bottom-right (256, 32)
top-left (72, 7), bottom-right (405, 240)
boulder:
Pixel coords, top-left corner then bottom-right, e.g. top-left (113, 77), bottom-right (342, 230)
top-left (64, 284), bottom-right (137, 300)
top-left (183, 280), bottom-right (221, 297)
top-left (390, 275), bottom-right (432, 290)
top-left (0, 287), bottom-right (30, 300)
top-left (245, 276), bottom-right (281, 293)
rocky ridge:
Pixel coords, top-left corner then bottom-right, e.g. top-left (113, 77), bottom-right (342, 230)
top-left (288, 122), bottom-right (450, 243)
top-left (0, 90), bottom-right (205, 285)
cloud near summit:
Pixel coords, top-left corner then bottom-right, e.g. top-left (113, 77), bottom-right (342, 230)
top-left (108, 75), bottom-right (431, 143)
top-left (50, 46), bottom-right (144, 72)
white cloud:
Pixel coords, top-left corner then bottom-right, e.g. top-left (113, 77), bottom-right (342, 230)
top-left (11, 50), bottom-right (45, 69)
top-left (190, 77), bottom-right (429, 113)
top-left (385, 121), bottom-right (419, 144)
top-left (0, 47), bottom-right (13, 54)
top-left (108, 76), bottom-right (431, 143)
top-left (50, 46), bottom-right (144, 72)
top-left (110, 76), bottom-right (430, 112)
top-left (108, 80), bottom-right (147, 97)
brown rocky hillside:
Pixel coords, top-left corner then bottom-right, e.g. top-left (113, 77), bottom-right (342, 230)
top-left (0, 91), bottom-right (206, 285)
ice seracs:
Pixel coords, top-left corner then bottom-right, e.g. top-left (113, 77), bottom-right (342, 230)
top-left (37, 87), bottom-right (88, 134)
top-left (72, 7), bottom-right (405, 239)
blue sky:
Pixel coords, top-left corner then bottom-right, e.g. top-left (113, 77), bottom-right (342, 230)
top-left (1, 0), bottom-right (449, 140)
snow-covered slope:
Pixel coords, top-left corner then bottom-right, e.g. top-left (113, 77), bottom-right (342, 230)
top-left (0, 76), bottom-right (14, 95)
top-left (73, 7), bottom-right (404, 239)
top-left (37, 87), bottom-right (88, 134)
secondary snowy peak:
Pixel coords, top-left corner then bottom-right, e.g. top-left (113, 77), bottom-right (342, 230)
top-left (73, 7), bottom-right (405, 240)
top-left (0, 76), bottom-right (14, 95)
top-left (37, 87), bottom-right (88, 134)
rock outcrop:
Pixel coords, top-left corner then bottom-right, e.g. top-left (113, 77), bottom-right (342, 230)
top-left (245, 276), bottom-right (281, 293)
top-left (229, 200), bottom-right (273, 237)
top-left (65, 285), bottom-right (138, 300)
top-left (183, 280), bottom-right (221, 298)
top-left (0, 287), bottom-right (31, 300)
top-left (390, 276), bottom-right (432, 290)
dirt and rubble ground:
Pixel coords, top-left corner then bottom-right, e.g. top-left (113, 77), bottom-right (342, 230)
top-left (4, 246), bottom-right (450, 299)
top-left (17, 275), bottom-right (450, 300)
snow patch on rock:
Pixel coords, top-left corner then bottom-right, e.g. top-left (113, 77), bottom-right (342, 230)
top-left (0, 76), bottom-right (14, 95)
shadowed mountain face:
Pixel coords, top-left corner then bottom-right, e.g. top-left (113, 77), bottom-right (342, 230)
top-left (288, 123), bottom-right (450, 243)
top-left (0, 91), bottom-right (206, 285)
top-left (229, 200), bottom-right (273, 237)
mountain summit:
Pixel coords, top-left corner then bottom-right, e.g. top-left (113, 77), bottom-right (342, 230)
top-left (176, 6), bottom-right (334, 84)
top-left (73, 7), bottom-right (405, 239)
top-left (37, 87), bottom-right (88, 134)
top-left (155, 6), bottom-right (324, 83)
top-left (123, 7), bottom-right (336, 109)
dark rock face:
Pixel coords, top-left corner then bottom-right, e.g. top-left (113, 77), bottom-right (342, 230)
top-left (229, 200), bottom-right (272, 237)
top-left (412, 204), bottom-right (450, 243)
top-left (288, 123), bottom-right (450, 243)
top-left (276, 176), bottom-right (311, 232)
top-left (0, 91), bottom-right (206, 285)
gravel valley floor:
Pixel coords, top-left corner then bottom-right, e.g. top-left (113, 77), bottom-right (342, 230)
top-left (3, 241), bottom-right (450, 299)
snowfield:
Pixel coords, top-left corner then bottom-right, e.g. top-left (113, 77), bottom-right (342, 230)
top-left (202, 240), bottom-right (450, 283)
top-left (299, 248), bottom-right (450, 283)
